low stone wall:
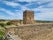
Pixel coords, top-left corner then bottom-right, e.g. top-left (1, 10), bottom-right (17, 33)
top-left (5, 24), bottom-right (53, 40)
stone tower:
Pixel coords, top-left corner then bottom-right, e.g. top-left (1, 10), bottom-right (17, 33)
top-left (23, 10), bottom-right (34, 24)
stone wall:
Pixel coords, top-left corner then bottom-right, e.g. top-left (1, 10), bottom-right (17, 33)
top-left (23, 10), bottom-right (34, 24)
top-left (4, 24), bottom-right (53, 40)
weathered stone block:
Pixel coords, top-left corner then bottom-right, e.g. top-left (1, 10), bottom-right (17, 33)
top-left (23, 10), bottom-right (34, 24)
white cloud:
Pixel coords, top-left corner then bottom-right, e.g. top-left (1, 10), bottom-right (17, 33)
top-left (0, 15), bottom-right (6, 19)
top-left (34, 5), bottom-right (53, 21)
top-left (0, 8), bottom-right (15, 16)
top-left (3, 1), bottom-right (20, 7)
top-left (14, 0), bottom-right (53, 4)
top-left (35, 12), bottom-right (53, 21)
top-left (21, 6), bottom-right (30, 11)
top-left (0, 8), bottom-right (22, 18)
top-left (0, 8), bottom-right (23, 19)
top-left (14, 0), bottom-right (37, 2)
top-left (14, 0), bottom-right (53, 20)
top-left (46, 2), bottom-right (53, 7)
top-left (0, 0), bottom-right (53, 20)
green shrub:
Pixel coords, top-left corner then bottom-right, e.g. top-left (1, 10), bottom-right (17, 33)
top-left (6, 22), bottom-right (12, 25)
top-left (0, 23), bottom-right (5, 27)
top-left (0, 30), bottom-right (4, 40)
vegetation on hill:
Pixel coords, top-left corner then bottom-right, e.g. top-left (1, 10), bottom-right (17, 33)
top-left (0, 26), bottom-right (5, 40)
top-left (0, 30), bottom-right (4, 40)
top-left (35, 20), bottom-right (53, 23)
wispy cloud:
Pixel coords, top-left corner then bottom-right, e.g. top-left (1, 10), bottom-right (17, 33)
top-left (14, 0), bottom-right (37, 2)
top-left (2, 1), bottom-right (20, 8)
top-left (43, 1), bottom-right (53, 8)
top-left (0, 8), bottom-right (15, 16)
top-left (0, 8), bottom-right (23, 19)
top-left (35, 4), bottom-right (53, 21)
top-left (0, 15), bottom-right (7, 19)
top-left (0, 0), bottom-right (53, 21)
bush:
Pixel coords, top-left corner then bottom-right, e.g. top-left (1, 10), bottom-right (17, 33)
top-left (0, 23), bottom-right (5, 27)
top-left (6, 22), bottom-right (11, 25)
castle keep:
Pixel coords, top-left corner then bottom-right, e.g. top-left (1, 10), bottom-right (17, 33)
top-left (23, 10), bottom-right (34, 24)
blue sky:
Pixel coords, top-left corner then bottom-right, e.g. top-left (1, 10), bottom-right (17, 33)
top-left (0, 0), bottom-right (53, 21)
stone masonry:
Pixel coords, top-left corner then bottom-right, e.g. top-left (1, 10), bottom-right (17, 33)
top-left (23, 10), bottom-right (34, 24)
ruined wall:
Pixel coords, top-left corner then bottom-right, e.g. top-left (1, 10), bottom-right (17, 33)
top-left (4, 27), bottom-right (19, 40)
top-left (4, 24), bottom-right (53, 40)
top-left (23, 10), bottom-right (34, 24)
